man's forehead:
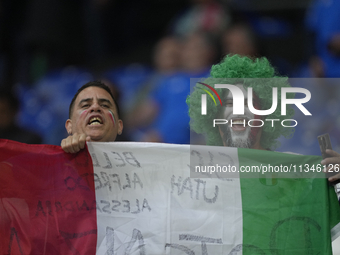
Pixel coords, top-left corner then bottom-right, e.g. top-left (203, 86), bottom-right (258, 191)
top-left (76, 87), bottom-right (113, 104)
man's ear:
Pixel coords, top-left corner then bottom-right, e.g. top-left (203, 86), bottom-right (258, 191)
top-left (118, 120), bottom-right (123, 135)
top-left (65, 119), bottom-right (72, 135)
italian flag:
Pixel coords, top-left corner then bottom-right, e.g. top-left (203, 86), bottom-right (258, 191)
top-left (1, 139), bottom-right (339, 254)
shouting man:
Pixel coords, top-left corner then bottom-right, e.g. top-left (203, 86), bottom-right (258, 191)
top-left (61, 81), bottom-right (123, 153)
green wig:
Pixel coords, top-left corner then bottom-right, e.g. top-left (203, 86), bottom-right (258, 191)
top-left (186, 54), bottom-right (295, 149)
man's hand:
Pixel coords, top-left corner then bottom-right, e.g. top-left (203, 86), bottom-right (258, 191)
top-left (321, 149), bottom-right (340, 182)
top-left (61, 133), bottom-right (91, 153)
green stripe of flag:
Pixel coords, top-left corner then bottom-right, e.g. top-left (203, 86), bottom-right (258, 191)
top-left (238, 148), bottom-right (340, 254)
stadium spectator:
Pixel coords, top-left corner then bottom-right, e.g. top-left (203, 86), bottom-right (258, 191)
top-left (305, 0), bottom-right (340, 77)
top-left (61, 81), bottom-right (123, 153)
top-left (0, 89), bottom-right (42, 144)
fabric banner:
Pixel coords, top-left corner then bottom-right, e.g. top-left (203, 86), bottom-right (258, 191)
top-left (0, 139), bottom-right (97, 255)
top-left (1, 139), bottom-right (340, 254)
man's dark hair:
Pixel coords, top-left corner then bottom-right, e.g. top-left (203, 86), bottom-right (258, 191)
top-left (68, 81), bottom-right (120, 119)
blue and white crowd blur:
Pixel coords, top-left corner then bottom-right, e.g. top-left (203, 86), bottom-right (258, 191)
top-left (1, 0), bottom-right (340, 156)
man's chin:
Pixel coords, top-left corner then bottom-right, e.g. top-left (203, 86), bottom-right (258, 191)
top-left (88, 133), bottom-right (116, 142)
top-left (230, 126), bottom-right (250, 138)
top-left (86, 132), bottom-right (105, 142)
top-left (227, 127), bottom-right (252, 148)
top-left (229, 138), bottom-right (251, 148)
top-left (89, 137), bottom-right (103, 142)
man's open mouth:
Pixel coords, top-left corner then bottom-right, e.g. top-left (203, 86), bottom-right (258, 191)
top-left (230, 118), bottom-right (248, 131)
top-left (88, 117), bottom-right (103, 126)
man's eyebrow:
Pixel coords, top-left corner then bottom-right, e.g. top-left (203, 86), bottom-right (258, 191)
top-left (98, 98), bottom-right (113, 105)
top-left (78, 98), bottom-right (93, 105)
top-left (78, 98), bottom-right (113, 106)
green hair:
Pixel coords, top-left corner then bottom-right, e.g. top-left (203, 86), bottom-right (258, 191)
top-left (186, 54), bottom-right (295, 149)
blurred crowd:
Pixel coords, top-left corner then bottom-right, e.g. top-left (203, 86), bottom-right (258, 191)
top-left (1, 0), bottom-right (340, 155)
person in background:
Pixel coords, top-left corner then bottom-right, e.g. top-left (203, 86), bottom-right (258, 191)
top-left (0, 89), bottom-right (42, 144)
top-left (180, 32), bottom-right (218, 76)
top-left (221, 23), bottom-right (260, 58)
top-left (124, 36), bottom-right (182, 140)
top-left (139, 32), bottom-right (218, 144)
top-left (168, 0), bottom-right (230, 40)
top-left (305, 0), bottom-right (340, 77)
top-left (187, 54), bottom-right (294, 150)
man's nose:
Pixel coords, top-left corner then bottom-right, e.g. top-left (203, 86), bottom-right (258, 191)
top-left (90, 102), bottom-right (101, 112)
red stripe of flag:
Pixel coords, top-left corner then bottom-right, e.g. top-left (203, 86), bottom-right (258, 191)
top-left (0, 139), bottom-right (97, 255)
